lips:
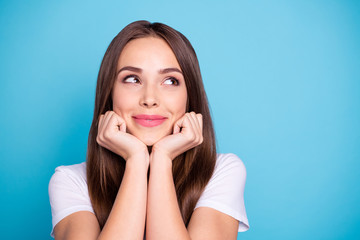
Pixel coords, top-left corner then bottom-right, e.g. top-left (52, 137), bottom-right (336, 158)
top-left (132, 114), bottom-right (167, 127)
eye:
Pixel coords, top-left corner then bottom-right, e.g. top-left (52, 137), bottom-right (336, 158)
top-left (123, 75), bottom-right (140, 83)
top-left (163, 77), bottom-right (179, 86)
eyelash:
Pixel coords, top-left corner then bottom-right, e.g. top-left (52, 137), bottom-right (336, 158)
top-left (122, 75), bottom-right (140, 83)
top-left (163, 77), bottom-right (180, 86)
top-left (122, 75), bottom-right (180, 86)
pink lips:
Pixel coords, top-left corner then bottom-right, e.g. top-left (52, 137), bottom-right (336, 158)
top-left (132, 114), bottom-right (167, 127)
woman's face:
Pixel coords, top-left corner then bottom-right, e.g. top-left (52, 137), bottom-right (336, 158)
top-left (112, 37), bottom-right (188, 146)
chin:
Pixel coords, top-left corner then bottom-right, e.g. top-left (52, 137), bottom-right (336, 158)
top-left (136, 134), bottom-right (165, 146)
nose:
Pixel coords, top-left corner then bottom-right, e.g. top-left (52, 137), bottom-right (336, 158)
top-left (140, 84), bottom-right (158, 108)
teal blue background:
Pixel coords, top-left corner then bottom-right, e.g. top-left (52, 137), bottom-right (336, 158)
top-left (1, 0), bottom-right (359, 239)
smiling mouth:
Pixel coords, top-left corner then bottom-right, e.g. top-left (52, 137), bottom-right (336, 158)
top-left (132, 115), bottom-right (167, 127)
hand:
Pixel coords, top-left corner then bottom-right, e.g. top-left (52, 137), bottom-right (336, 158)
top-left (96, 111), bottom-right (149, 163)
top-left (151, 112), bottom-right (203, 161)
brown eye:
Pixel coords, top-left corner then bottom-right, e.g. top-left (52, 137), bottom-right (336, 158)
top-left (123, 75), bottom-right (140, 83)
top-left (163, 77), bottom-right (179, 86)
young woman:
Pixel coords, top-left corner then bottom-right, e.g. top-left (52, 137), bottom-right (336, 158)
top-left (49, 20), bottom-right (249, 240)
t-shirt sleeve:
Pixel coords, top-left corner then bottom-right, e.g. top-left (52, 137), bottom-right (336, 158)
top-left (194, 153), bottom-right (249, 232)
top-left (48, 164), bottom-right (94, 237)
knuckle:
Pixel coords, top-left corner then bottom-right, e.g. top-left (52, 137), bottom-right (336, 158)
top-left (103, 130), bottom-right (111, 141)
top-left (187, 133), bottom-right (196, 142)
top-left (96, 135), bottom-right (103, 145)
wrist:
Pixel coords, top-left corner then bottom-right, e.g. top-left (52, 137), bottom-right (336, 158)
top-left (149, 148), bottom-right (172, 169)
top-left (126, 149), bottom-right (150, 170)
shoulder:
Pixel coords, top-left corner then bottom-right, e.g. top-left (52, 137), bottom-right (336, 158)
top-left (200, 153), bottom-right (247, 195)
top-left (195, 153), bottom-right (249, 231)
top-left (51, 162), bottom-right (87, 180)
top-left (48, 162), bottom-right (93, 237)
top-left (213, 153), bottom-right (247, 180)
top-left (48, 162), bottom-right (88, 202)
top-left (49, 162), bottom-right (87, 186)
top-left (216, 153), bottom-right (246, 169)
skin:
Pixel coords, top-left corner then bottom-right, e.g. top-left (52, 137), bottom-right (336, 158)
top-left (53, 37), bottom-right (239, 240)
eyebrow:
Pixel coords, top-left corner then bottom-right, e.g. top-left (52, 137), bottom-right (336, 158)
top-left (117, 66), bottom-right (183, 75)
top-left (159, 68), bottom-right (183, 75)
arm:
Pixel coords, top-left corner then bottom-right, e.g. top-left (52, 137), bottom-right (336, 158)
top-left (53, 111), bottom-right (149, 240)
top-left (97, 156), bottom-right (148, 240)
top-left (53, 159), bottom-right (148, 240)
top-left (187, 207), bottom-right (239, 239)
top-left (146, 151), bottom-right (189, 239)
top-left (146, 152), bottom-right (238, 240)
top-left (53, 212), bottom-right (100, 240)
top-left (145, 112), bottom-right (239, 240)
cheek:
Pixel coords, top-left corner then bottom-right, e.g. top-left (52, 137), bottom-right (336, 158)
top-left (112, 90), bottom-right (134, 115)
top-left (166, 90), bottom-right (187, 115)
top-left (179, 89), bottom-right (188, 112)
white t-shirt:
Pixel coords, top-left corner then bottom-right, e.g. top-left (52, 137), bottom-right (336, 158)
top-left (49, 153), bottom-right (249, 237)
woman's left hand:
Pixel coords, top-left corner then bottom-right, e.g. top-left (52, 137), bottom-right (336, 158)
top-left (151, 112), bottom-right (203, 161)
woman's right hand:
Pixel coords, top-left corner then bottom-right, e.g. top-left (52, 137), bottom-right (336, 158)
top-left (96, 111), bottom-right (149, 164)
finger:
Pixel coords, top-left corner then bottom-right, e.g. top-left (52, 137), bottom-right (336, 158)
top-left (97, 114), bottom-right (106, 145)
top-left (181, 113), bottom-right (196, 138)
top-left (196, 114), bottom-right (203, 143)
top-left (102, 111), bottom-right (114, 131)
top-left (112, 112), bottom-right (126, 132)
top-left (103, 111), bottom-right (127, 133)
top-left (189, 112), bottom-right (201, 134)
top-left (98, 114), bottom-right (104, 128)
top-left (173, 124), bottom-right (181, 134)
top-left (106, 113), bottom-right (123, 133)
top-left (98, 112), bottom-right (114, 143)
top-left (97, 114), bottom-right (105, 136)
top-left (173, 114), bottom-right (186, 134)
top-left (187, 112), bottom-right (201, 142)
top-left (196, 113), bottom-right (203, 134)
top-left (99, 113), bottom-right (109, 131)
top-left (186, 112), bottom-right (197, 132)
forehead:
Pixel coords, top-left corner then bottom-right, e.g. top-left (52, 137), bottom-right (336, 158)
top-left (117, 37), bottom-right (181, 69)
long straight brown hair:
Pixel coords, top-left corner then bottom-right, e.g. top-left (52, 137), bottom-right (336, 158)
top-left (87, 20), bottom-right (216, 228)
